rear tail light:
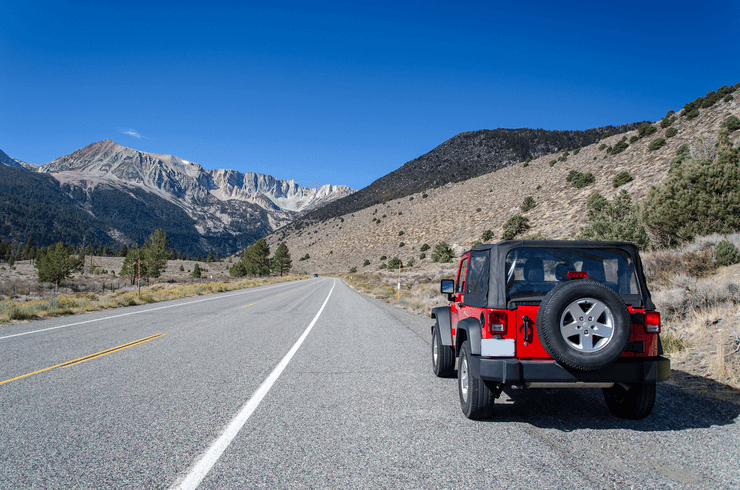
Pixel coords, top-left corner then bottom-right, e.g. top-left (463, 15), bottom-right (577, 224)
top-left (488, 311), bottom-right (507, 334)
top-left (568, 271), bottom-right (588, 279)
top-left (645, 312), bottom-right (661, 333)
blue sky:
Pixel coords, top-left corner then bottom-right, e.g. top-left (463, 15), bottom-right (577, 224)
top-left (1, 1), bottom-right (738, 190)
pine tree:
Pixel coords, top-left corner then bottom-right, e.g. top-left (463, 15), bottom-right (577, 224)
top-left (234, 239), bottom-right (271, 277)
top-left (272, 243), bottom-right (292, 276)
top-left (35, 242), bottom-right (84, 286)
top-left (120, 244), bottom-right (142, 285)
top-left (141, 229), bottom-right (169, 279)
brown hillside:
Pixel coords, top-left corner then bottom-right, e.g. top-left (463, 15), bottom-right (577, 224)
top-left (267, 98), bottom-right (740, 275)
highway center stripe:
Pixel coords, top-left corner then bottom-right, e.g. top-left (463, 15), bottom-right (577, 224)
top-left (170, 279), bottom-right (336, 490)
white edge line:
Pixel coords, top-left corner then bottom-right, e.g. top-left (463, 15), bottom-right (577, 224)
top-left (171, 279), bottom-right (336, 490)
top-left (0, 280), bottom-right (319, 342)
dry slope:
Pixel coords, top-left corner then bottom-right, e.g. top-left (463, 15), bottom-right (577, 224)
top-left (267, 97), bottom-right (740, 275)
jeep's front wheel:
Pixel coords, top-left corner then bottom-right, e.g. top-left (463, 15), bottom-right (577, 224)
top-left (432, 323), bottom-right (455, 377)
top-left (603, 382), bottom-right (656, 419)
top-left (458, 341), bottom-right (495, 419)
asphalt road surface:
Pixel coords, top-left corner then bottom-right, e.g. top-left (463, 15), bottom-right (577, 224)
top-left (0, 278), bottom-right (738, 489)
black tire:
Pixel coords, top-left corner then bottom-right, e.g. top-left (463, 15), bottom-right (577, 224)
top-left (432, 323), bottom-right (455, 378)
top-left (536, 279), bottom-right (631, 371)
top-left (458, 341), bottom-right (495, 419)
top-left (603, 382), bottom-right (656, 419)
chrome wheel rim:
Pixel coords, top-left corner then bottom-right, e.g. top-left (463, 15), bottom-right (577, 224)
top-left (559, 298), bottom-right (615, 352)
top-left (433, 333), bottom-right (439, 366)
top-left (460, 355), bottom-right (469, 402)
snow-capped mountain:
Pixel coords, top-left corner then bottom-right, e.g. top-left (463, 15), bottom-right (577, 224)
top-left (0, 149), bottom-right (36, 170)
top-left (0, 140), bottom-right (353, 255)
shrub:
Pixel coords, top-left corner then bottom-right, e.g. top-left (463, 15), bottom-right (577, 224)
top-left (406, 258), bottom-right (414, 267)
top-left (378, 263), bottom-right (387, 270)
top-left (481, 229), bottom-right (494, 242)
top-left (725, 94), bottom-right (734, 103)
top-left (642, 145), bottom-right (740, 247)
top-left (684, 108), bottom-right (700, 120)
top-left (665, 127), bottom-right (678, 138)
top-left (566, 170), bottom-right (595, 189)
top-left (638, 122), bottom-right (658, 139)
top-left (431, 242), bottom-right (454, 263)
top-left (629, 135), bottom-right (639, 143)
top-left (549, 160), bottom-right (556, 166)
top-left (573, 148), bottom-right (581, 155)
top-left (599, 143), bottom-right (607, 151)
top-left (420, 243), bottom-right (430, 252)
top-left (419, 253), bottom-right (426, 259)
top-left (670, 144), bottom-right (691, 172)
top-left (422, 192), bottom-right (428, 198)
top-left (502, 215), bottom-right (530, 240)
top-left (363, 259), bottom-right (370, 267)
top-left (608, 137), bottom-right (629, 155)
top-left (349, 267), bottom-right (357, 273)
top-left (715, 240), bottom-right (740, 266)
top-left (578, 191), bottom-right (650, 249)
top-left (701, 90), bottom-right (722, 108)
top-left (398, 231), bottom-right (404, 236)
top-left (722, 115), bottom-right (740, 132)
top-left (660, 111), bottom-right (677, 128)
top-left (521, 196), bottom-right (537, 212)
top-left (648, 138), bottom-right (667, 152)
top-left (380, 255), bottom-right (387, 261)
top-left (399, 242), bottom-right (405, 247)
top-left (612, 171), bottom-right (633, 188)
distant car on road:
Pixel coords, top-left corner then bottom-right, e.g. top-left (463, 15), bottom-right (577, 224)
top-left (313, 273), bottom-right (318, 278)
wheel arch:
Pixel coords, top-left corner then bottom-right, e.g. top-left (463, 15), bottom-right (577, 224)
top-left (455, 317), bottom-right (482, 356)
top-left (431, 307), bottom-right (453, 346)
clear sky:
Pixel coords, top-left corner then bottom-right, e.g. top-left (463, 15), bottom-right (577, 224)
top-left (1, 1), bottom-right (738, 190)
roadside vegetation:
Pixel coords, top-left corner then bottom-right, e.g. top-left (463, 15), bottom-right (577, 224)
top-left (0, 276), bottom-right (306, 324)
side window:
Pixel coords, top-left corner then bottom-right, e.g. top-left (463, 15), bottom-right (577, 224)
top-left (456, 257), bottom-right (468, 294)
top-left (464, 251), bottom-right (491, 307)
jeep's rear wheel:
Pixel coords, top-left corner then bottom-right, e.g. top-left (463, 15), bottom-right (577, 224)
top-left (536, 279), bottom-right (631, 371)
top-left (458, 341), bottom-right (495, 419)
top-left (603, 382), bottom-right (656, 419)
top-left (432, 323), bottom-right (455, 377)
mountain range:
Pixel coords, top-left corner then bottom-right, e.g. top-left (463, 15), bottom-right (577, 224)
top-left (3, 83), bottom-right (736, 260)
top-left (0, 140), bottom-right (353, 256)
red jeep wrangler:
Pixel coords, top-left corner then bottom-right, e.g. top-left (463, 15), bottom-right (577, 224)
top-left (431, 240), bottom-right (670, 420)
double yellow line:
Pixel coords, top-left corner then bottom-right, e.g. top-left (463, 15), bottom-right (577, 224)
top-left (0, 334), bottom-right (166, 386)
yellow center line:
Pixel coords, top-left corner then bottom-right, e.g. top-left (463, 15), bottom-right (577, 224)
top-left (275, 293), bottom-right (282, 297)
top-left (240, 303), bottom-right (256, 309)
top-left (0, 334), bottom-right (166, 386)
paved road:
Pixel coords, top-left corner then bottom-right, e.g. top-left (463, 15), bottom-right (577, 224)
top-left (0, 278), bottom-right (738, 489)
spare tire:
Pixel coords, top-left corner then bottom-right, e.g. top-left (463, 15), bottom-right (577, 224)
top-left (536, 279), bottom-right (631, 371)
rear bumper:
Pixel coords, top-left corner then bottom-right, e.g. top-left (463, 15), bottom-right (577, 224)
top-left (469, 356), bottom-right (671, 385)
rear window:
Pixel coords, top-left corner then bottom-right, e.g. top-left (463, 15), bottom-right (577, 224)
top-left (505, 247), bottom-right (639, 300)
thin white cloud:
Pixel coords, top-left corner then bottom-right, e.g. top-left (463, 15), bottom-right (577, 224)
top-left (121, 129), bottom-right (142, 138)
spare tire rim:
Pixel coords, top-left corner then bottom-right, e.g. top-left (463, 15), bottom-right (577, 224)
top-left (559, 297), bottom-right (615, 352)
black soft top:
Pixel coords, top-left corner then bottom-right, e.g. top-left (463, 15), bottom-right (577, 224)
top-left (464, 240), bottom-right (655, 310)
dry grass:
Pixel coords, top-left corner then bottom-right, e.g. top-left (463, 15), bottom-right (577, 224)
top-left (0, 275), bottom-right (306, 325)
top-left (344, 262), bottom-right (457, 315)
